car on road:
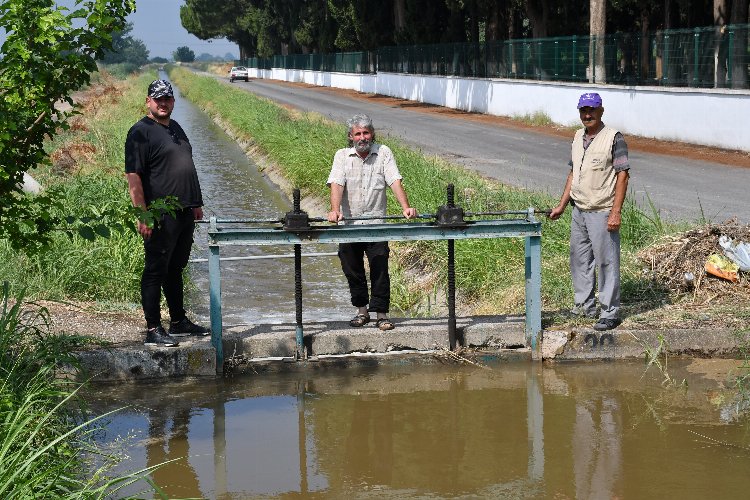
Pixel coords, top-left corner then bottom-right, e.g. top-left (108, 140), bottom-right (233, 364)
top-left (229, 66), bottom-right (249, 82)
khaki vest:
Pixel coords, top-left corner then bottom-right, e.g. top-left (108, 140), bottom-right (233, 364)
top-left (570, 126), bottom-right (619, 211)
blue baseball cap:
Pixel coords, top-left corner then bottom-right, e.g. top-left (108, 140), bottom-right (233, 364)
top-left (577, 92), bottom-right (602, 109)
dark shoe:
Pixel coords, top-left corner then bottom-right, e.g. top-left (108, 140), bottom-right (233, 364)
top-left (349, 314), bottom-right (371, 327)
top-left (169, 317), bottom-right (210, 337)
top-left (145, 325), bottom-right (179, 347)
top-left (375, 318), bottom-right (395, 331)
top-left (593, 318), bottom-right (622, 331)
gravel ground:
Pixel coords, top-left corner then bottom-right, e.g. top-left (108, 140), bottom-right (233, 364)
top-left (38, 300), bottom-right (146, 347)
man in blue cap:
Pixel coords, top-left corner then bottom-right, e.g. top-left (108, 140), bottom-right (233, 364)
top-left (125, 79), bottom-right (210, 346)
top-left (549, 92), bottom-right (630, 331)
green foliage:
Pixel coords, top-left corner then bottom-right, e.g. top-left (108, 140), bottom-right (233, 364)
top-left (99, 21), bottom-right (149, 66)
top-left (173, 45), bottom-right (196, 62)
top-left (0, 283), bottom-right (165, 497)
top-left (100, 61), bottom-right (140, 79)
top-left (0, 0), bottom-right (135, 253)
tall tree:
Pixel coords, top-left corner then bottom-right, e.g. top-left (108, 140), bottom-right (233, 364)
top-left (173, 46), bottom-right (196, 62)
top-left (181, 0), bottom-right (256, 59)
top-left (713, 0), bottom-right (728, 86)
top-left (328, 0), bottom-right (395, 51)
top-left (525, 0), bottom-right (549, 38)
top-left (590, 0), bottom-right (606, 83)
top-left (99, 22), bottom-right (149, 66)
top-left (730, 0), bottom-right (750, 87)
top-left (294, 0), bottom-right (337, 53)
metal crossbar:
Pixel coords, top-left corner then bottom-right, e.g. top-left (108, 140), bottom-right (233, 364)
top-left (204, 207), bottom-right (542, 372)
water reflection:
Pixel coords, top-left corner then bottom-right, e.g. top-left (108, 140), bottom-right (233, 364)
top-left (90, 360), bottom-right (750, 498)
top-left (165, 75), bottom-right (351, 326)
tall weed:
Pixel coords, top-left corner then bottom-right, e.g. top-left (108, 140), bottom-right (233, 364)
top-left (0, 283), bottom-right (161, 497)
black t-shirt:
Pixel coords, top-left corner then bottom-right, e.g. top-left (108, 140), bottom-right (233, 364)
top-left (125, 116), bottom-right (203, 208)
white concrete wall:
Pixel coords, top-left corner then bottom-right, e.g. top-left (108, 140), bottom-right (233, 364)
top-left (247, 68), bottom-right (750, 152)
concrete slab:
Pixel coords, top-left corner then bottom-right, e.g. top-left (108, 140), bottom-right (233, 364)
top-left (546, 328), bottom-right (740, 361)
top-left (74, 338), bottom-right (216, 381)
top-left (71, 315), bottom-right (743, 381)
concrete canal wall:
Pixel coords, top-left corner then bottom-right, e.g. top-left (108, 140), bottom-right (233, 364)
top-left (74, 316), bottom-right (740, 381)
top-left (248, 67), bottom-right (750, 152)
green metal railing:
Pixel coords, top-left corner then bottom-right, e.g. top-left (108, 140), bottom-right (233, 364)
top-left (241, 51), bottom-right (376, 74)
top-left (238, 24), bottom-right (750, 89)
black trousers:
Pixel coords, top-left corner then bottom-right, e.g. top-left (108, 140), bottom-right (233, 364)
top-left (338, 241), bottom-right (390, 313)
top-left (141, 209), bottom-right (195, 327)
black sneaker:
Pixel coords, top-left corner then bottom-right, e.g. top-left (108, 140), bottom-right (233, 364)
top-left (145, 325), bottom-right (180, 347)
top-left (169, 317), bottom-right (210, 337)
top-left (593, 318), bottom-right (622, 331)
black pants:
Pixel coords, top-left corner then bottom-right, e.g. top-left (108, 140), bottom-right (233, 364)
top-left (338, 241), bottom-right (390, 313)
top-left (141, 209), bottom-right (195, 327)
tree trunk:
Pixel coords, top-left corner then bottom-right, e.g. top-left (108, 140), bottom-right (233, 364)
top-left (730, 0), bottom-right (750, 88)
top-left (525, 0), bottom-right (548, 39)
top-left (589, 0), bottom-right (606, 83)
top-left (393, 0), bottom-right (406, 35)
top-left (664, 0), bottom-right (672, 29)
top-left (640, 9), bottom-right (650, 82)
top-left (714, 0), bottom-right (728, 87)
top-left (485, 0), bottom-right (502, 42)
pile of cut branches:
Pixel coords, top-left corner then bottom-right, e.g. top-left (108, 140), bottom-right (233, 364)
top-left (637, 221), bottom-right (750, 301)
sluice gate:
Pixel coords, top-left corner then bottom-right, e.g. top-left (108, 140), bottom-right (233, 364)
top-left (202, 185), bottom-right (543, 372)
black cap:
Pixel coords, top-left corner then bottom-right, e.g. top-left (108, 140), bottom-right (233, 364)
top-left (147, 79), bottom-right (174, 98)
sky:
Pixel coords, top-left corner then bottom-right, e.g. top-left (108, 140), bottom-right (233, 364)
top-left (125, 0), bottom-right (239, 60)
top-left (0, 0), bottom-right (239, 61)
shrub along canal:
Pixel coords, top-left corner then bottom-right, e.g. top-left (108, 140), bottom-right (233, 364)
top-left (90, 359), bottom-right (749, 498)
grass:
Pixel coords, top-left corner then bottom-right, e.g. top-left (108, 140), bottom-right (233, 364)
top-left (168, 66), bottom-right (672, 318)
top-left (0, 283), bottom-right (163, 497)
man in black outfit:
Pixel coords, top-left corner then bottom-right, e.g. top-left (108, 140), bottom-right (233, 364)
top-left (125, 79), bottom-right (209, 347)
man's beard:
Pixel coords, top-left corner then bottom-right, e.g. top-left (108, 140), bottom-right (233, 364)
top-left (354, 138), bottom-right (372, 154)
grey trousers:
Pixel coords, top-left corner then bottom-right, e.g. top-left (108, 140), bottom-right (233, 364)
top-left (570, 207), bottom-right (621, 319)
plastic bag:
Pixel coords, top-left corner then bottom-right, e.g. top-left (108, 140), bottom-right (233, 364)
top-left (719, 235), bottom-right (750, 272)
top-left (705, 253), bottom-right (739, 282)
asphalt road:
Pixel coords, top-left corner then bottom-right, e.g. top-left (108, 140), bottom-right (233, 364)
top-left (226, 78), bottom-right (750, 224)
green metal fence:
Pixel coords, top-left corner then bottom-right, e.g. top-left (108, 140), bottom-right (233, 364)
top-left (239, 24), bottom-right (749, 89)
top-left (241, 51), bottom-right (376, 74)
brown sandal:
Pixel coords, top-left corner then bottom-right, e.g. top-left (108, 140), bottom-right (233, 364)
top-left (349, 314), bottom-right (370, 327)
top-left (376, 318), bottom-right (394, 331)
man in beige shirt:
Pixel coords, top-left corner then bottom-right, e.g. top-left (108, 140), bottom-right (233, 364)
top-left (327, 114), bottom-right (417, 331)
top-left (550, 93), bottom-right (630, 331)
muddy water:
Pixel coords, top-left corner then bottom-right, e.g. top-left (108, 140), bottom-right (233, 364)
top-left (90, 359), bottom-right (750, 499)
top-left (167, 79), bottom-right (351, 325)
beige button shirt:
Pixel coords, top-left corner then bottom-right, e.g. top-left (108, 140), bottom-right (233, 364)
top-left (326, 144), bottom-right (403, 225)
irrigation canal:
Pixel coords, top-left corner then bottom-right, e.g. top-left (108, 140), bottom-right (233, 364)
top-left (90, 359), bottom-right (750, 498)
top-left (167, 77), bottom-right (351, 326)
top-left (85, 78), bottom-right (750, 498)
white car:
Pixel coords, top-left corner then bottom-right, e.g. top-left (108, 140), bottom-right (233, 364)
top-left (229, 66), bottom-right (249, 82)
